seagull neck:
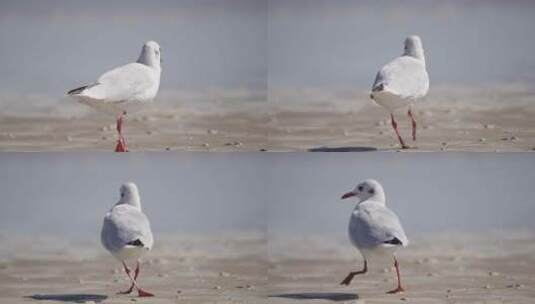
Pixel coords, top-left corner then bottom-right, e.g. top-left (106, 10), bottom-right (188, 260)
top-left (405, 48), bottom-right (426, 66)
top-left (116, 197), bottom-right (142, 211)
top-left (137, 52), bottom-right (161, 71)
top-left (359, 192), bottom-right (386, 207)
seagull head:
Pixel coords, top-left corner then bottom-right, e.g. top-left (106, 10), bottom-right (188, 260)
top-left (118, 182), bottom-right (142, 210)
top-left (341, 179), bottom-right (386, 204)
top-left (138, 40), bottom-right (162, 70)
top-left (403, 35), bottom-right (425, 63)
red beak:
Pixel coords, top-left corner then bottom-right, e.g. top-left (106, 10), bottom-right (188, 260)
top-left (341, 191), bottom-right (356, 199)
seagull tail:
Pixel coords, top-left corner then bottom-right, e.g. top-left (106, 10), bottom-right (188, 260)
top-left (370, 83), bottom-right (385, 99)
top-left (67, 82), bottom-right (98, 96)
top-left (67, 85), bottom-right (88, 96)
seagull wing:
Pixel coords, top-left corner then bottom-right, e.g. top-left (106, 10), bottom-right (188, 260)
top-left (71, 63), bottom-right (155, 103)
top-left (101, 204), bottom-right (154, 253)
top-left (350, 202), bottom-right (408, 249)
top-left (372, 56), bottom-right (429, 99)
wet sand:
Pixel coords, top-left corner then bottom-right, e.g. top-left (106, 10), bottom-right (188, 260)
top-left (1, 232), bottom-right (534, 303)
top-left (0, 86), bottom-right (534, 151)
top-left (267, 232), bottom-right (535, 304)
top-left (0, 233), bottom-right (268, 304)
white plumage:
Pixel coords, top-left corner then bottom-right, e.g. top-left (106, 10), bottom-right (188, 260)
top-left (69, 41), bottom-right (161, 112)
top-left (347, 182), bottom-right (408, 256)
top-left (370, 35), bottom-right (429, 148)
top-left (68, 41), bottom-right (162, 152)
top-left (340, 179), bottom-right (408, 294)
top-left (101, 182), bottom-right (155, 297)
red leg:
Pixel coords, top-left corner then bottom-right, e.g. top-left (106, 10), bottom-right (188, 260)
top-left (408, 109), bottom-right (417, 141)
top-left (117, 262), bottom-right (134, 294)
top-left (118, 261), bottom-right (154, 297)
top-left (391, 114), bottom-right (408, 149)
top-left (133, 261), bottom-right (140, 280)
top-left (114, 111), bottom-right (129, 152)
top-left (137, 289), bottom-right (155, 297)
top-left (387, 257), bottom-right (405, 294)
top-left (134, 261), bottom-right (154, 297)
top-left (340, 260), bottom-right (367, 285)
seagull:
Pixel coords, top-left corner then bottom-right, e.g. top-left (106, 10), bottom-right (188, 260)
top-left (370, 35), bottom-right (429, 149)
top-left (340, 179), bottom-right (408, 294)
top-left (101, 182), bottom-right (155, 297)
top-left (68, 41), bottom-right (162, 152)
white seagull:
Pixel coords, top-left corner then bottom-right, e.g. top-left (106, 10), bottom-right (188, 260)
top-left (68, 41), bottom-right (162, 152)
top-left (340, 179), bottom-right (408, 294)
top-left (370, 35), bottom-right (429, 149)
top-left (101, 182), bottom-right (155, 297)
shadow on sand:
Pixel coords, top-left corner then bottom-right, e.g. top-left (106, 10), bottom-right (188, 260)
top-left (269, 292), bottom-right (358, 301)
top-left (26, 294), bottom-right (108, 303)
top-left (308, 146), bottom-right (378, 152)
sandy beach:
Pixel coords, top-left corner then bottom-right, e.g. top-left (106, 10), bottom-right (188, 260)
top-left (0, 86), bottom-right (534, 152)
top-left (1, 232), bottom-right (534, 303)
top-left (0, 233), bottom-right (268, 304)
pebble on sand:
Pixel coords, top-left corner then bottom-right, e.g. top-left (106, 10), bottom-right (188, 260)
top-left (224, 141), bottom-right (242, 147)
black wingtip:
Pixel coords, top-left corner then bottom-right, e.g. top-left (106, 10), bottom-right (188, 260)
top-left (384, 237), bottom-right (403, 245)
top-left (67, 85), bottom-right (88, 95)
top-left (372, 83), bottom-right (384, 93)
top-left (126, 239), bottom-right (144, 247)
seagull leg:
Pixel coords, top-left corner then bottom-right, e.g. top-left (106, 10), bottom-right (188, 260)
top-left (134, 261), bottom-right (154, 297)
top-left (391, 114), bottom-right (408, 149)
top-left (120, 261), bottom-right (154, 297)
top-left (340, 260), bottom-right (367, 285)
top-left (386, 257), bottom-right (405, 294)
top-left (117, 262), bottom-right (134, 294)
top-left (114, 111), bottom-right (129, 152)
top-left (408, 109), bottom-right (417, 141)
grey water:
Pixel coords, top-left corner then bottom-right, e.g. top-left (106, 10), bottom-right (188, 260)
top-left (1, 0), bottom-right (534, 102)
top-left (0, 0), bottom-right (267, 97)
top-left (0, 153), bottom-right (534, 241)
top-left (268, 0), bottom-right (535, 88)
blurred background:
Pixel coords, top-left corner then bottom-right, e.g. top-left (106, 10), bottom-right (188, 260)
top-left (0, 0), bottom-right (267, 114)
top-left (269, 0), bottom-right (535, 89)
top-left (1, 153), bottom-right (534, 241)
top-left (0, 153), bottom-right (267, 240)
top-left (1, 1), bottom-right (535, 151)
top-left (2, 0), bottom-right (535, 104)
top-left (265, 152), bottom-right (535, 237)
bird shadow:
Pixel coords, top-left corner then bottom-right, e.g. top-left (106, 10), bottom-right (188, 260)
top-left (25, 294), bottom-right (108, 303)
top-left (269, 292), bottom-right (359, 301)
top-left (308, 146), bottom-right (378, 152)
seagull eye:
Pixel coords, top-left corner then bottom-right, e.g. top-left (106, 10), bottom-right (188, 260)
top-left (121, 193), bottom-right (125, 198)
top-left (358, 186), bottom-right (363, 191)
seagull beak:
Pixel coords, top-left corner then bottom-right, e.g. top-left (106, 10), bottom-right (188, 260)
top-left (341, 191), bottom-right (356, 200)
